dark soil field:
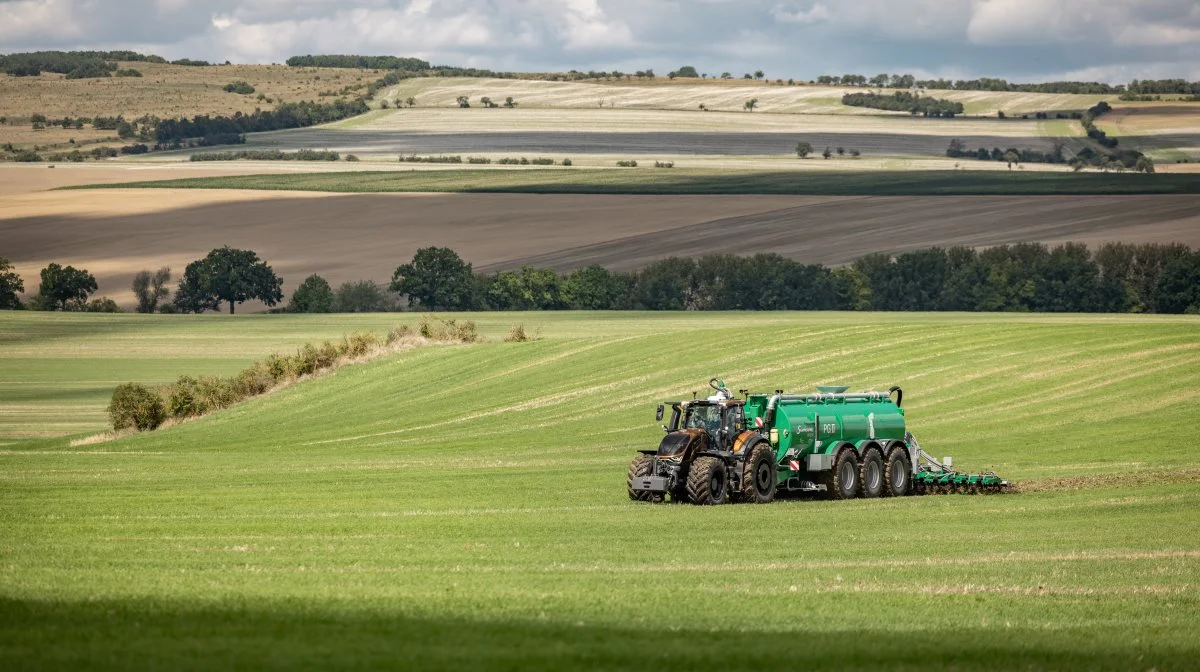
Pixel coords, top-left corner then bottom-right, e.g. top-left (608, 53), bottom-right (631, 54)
top-left (228, 128), bottom-right (1090, 158)
top-left (4, 187), bottom-right (1197, 305)
top-left (486, 194), bottom-right (1200, 271)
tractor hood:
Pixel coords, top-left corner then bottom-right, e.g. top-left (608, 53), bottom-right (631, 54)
top-left (656, 428), bottom-right (708, 461)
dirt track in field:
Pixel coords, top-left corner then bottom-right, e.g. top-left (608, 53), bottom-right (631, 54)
top-left (3, 164), bottom-right (1198, 308)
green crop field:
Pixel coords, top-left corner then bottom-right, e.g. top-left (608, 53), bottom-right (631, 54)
top-left (64, 168), bottom-right (1200, 195)
top-left (3, 311), bottom-right (1200, 670)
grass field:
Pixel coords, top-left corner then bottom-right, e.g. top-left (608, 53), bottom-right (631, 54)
top-left (71, 168), bottom-right (1200, 195)
top-left (1, 311), bottom-right (1199, 670)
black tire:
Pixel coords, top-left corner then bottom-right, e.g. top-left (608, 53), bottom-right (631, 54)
top-left (824, 449), bottom-right (859, 500)
top-left (859, 447), bottom-right (884, 498)
top-left (884, 447), bottom-right (912, 497)
top-left (626, 454), bottom-right (661, 502)
top-left (737, 443), bottom-right (777, 504)
top-left (686, 456), bottom-right (728, 505)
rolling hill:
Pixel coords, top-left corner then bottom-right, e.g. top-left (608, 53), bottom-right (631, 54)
top-left (1, 311), bottom-right (1198, 669)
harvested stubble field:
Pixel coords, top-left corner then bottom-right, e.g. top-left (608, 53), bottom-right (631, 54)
top-left (382, 77), bottom-right (1114, 117)
top-left (214, 107), bottom-right (1099, 162)
top-left (1, 311), bottom-right (1198, 670)
top-left (0, 63), bottom-right (379, 121)
top-left (1095, 105), bottom-right (1200, 163)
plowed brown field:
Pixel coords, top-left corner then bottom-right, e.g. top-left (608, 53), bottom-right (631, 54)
top-left (3, 165), bottom-right (1198, 308)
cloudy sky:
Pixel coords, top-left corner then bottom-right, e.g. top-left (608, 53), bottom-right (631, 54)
top-left (3, 0), bottom-right (1198, 83)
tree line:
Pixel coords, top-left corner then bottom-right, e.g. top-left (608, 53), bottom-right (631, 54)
top-left (378, 245), bottom-right (1199, 314)
top-left (817, 74), bottom-right (1122, 94)
top-left (842, 91), bottom-right (964, 117)
top-left (153, 98), bottom-right (369, 144)
top-left (0, 50), bottom-right (166, 77)
top-left (4, 242), bottom-right (1198, 315)
top-left (285, 55), bottom-right (431, 70)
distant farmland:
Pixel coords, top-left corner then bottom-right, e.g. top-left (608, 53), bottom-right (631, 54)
top-left (6, 181), bottom-right (1198, 304)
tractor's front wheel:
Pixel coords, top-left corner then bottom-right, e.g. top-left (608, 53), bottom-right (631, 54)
top-left (824, 449), bottom-right (859, 500)
top-left (687, 456), bottom-right (728, 505)
top-left (626, 454), bottom-right (661, 502)
top-left (737, 444), bottom-right (777, 504)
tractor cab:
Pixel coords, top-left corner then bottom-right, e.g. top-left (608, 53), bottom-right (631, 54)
top-left (656, 379), bottom-right (747, 452)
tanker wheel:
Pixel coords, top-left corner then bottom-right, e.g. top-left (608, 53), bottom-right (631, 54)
top-left (686, 456), bottom-right (728, 505)
top-left (824, 449), bottom-right (859, 500)
top-left (626, 454), bottom-right (661, 503)
top-left (859, 447), bottom-right (885, 498)
top-left (883, 448), bottom-right (912, 497)
top-left (736, 444), bottom-right (777, 504)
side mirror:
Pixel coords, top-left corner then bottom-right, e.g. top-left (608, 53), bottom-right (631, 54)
top-left (655, 404), bottom-right (664, 422)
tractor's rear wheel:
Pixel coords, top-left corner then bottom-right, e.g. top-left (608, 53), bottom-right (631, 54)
top-left (824, 449), bottom-right (859, 500)
top-left (859, 447), bottom-right (885, 498)
top-left (687, 456), bottom-right (728, 505)
top-left (626, 454), bottom-right (661, 503)
top-left (737, 444), bottom-right (777, 504)
top-left (884, 447), bottom-right (912, 497)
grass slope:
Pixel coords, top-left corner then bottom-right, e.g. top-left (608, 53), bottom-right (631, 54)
top-left (2, 312), bottom-right (1200, 670)
top-left (64, 169), bottom-right (1200, 195)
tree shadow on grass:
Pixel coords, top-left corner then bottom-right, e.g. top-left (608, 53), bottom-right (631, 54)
top-left (0, 597), bottom-right (1189, 671)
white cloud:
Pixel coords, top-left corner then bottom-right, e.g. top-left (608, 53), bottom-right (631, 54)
top-left (771, 2), bottom-right (829, 24)
top-left (1, 0), bottom-right (1197, 83)
top-left (0, 0), bottom-right (83, 42)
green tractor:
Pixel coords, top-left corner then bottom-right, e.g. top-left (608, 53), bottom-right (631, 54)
top-left (627, 379), bottom-right (1008, 505)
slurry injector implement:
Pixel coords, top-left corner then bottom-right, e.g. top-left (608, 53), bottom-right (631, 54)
top-left (627, 379), bottom-right (1009, 505)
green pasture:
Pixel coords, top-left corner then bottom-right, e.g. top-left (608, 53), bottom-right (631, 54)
top-left (2, 311), bottom-right (1199, 670)
top-left (63, 168), bottom-right (1200, 195)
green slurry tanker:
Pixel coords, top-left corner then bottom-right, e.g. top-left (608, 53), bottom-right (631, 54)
top-left (627, 379), bottom-right (1009, 505)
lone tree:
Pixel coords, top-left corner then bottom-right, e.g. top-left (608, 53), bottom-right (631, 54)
top-left (173, 247), bottom-right (283, 314)
top-left (456, 96), bottom-right (471, 108)
top-left (795, 141), bottom-right (813, 158)
top-left (390, 247), bottom-right (474, 310)
top-left (822, 146), bottom-right (833, 159)
top-left (744, 98), bottom-right (759, 112)
top-left (0, 258), bottom-right (23, 309)
top-left (754, 70), bottom-right (764, 80)
top-left (675, 65), bottom-right (699, 78)
top-left (289, 274), bottom-right (335, 313)
top-left (36, 263), bottom-right (96, 310)
top-left (131, 267), bottom-right (171, 313)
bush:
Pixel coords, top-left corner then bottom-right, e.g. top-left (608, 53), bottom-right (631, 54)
top-left (81, 297), bottom-right (122, 312)
top-left (223, 81), bottom-right (255, 94)
top-left (417, 315), bottom-right (480, 343)
top-left (108, 383), bottom-right (166, 431)
top-left (504, 324), bottom-right (540, 342)
top-left (654, 161), bottom-right (675, 168)
top-left (233, 362), bottom-right (275, 397)
top-left (166, 375), bottom-right (241, 418)
top-left (468, 157), bottom-right (492, 164)
top-left (114, 68), bottom-right (142, 77)
top-left (562, 158), bottom-right (573, 166)
top-left (340, 332), bottom-right (383, 358)
top-left (616, 160), bottom-right (638, 167)
top-left (400, 154), bottom-right (462, 163)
